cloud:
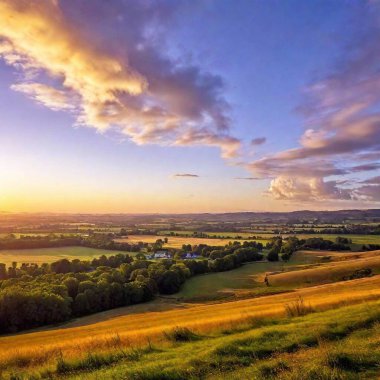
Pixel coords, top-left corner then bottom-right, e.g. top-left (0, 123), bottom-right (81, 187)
top-left (172, 173), bottom-right (199, 178)
top-left (246, 4), bottom-right (380, 204)
top-left (349, 163), bottom-right (380, 173)
top-left (0, 0), bottom-right (241, 159)
top-left (10, 82), bottom-right (73, 111)
top-left (234, 177), bottom-right (261, 180)
top-left (251, 137), bottom-right (266, 146)
top-left (268, 176), bottom-right (353, 201)
top-left (359, 176), bottom-right (380, 185)
top-left (174, 129), bottom-right (241, 159)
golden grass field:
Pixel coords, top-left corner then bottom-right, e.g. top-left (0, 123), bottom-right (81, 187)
top-left (116, 235), bottom-right (251, 248)
top-left (267, 250), bottom-right (380, 287)
top-left (1, 274), bottom-right (379, 376)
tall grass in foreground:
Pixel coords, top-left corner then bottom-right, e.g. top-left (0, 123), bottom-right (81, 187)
top-left (284, 296), bottom-right (314, 317)
top-left (3, 299), bottom-right (380, 380)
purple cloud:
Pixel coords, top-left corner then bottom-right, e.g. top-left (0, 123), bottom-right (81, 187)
top-left (251, 137), bottom-right (266, 146)
top-left (246, 3), bottom-right (380, 204)
top-left (173, 173), bottom-right (199, 178)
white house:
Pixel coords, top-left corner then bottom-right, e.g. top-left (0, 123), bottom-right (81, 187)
top-left (184, 253), bottom-right (200, 259)
top-left (153, 251), bottom-right (172, 259)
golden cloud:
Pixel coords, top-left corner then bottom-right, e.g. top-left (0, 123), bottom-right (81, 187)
top-left (0, 0), bottom-right (241, 159)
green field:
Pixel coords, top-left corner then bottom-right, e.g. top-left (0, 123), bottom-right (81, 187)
top-left (174, 261), bottom-right (290, 301)
top-left (158, 230), bottom-right (380, 247)
top-left (244, 232), bottom-right (380, 246)
top-left (172, 249), bottom-right (380, 302)
top-left (0, 246), bottom-right (135, 266)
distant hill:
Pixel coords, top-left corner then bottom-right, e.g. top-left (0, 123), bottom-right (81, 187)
top-left (1, 209), bottom-right (380, 226)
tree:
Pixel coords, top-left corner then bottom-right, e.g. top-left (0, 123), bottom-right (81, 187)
top-left (73, 293), bottom-right (89, 316)
top-left (267, 249), bottom-right (279, 262)
top-left (63, 277), bottom-right (79, 298)
top-left (0, 263), bottom-right (7, 280)
top-left (51, 259), bottom-right (71, 274)
top-left (157, 270), bottom-right (182, 294)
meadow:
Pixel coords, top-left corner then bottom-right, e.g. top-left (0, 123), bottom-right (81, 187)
top-left (174, 261), bottom-right (288, 301)
top-left (173, 250), bottom-right (380, 302)
top-left (0, 246), bottom-right (136, 266)
top-left (65, 299), bottom-right (380, 380)
top-left (0, 275), bottom-right (379, 379)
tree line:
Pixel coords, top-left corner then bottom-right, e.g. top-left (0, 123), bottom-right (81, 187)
top-left (0, 233), bottom-right (146, 252)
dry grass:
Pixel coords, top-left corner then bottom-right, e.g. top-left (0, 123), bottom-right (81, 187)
top-left (0, 275), bottom-right (379, 374)
top-left (268, 254), bottom-right (380, 287)
top-left (293, 249), bottom-right (380, 263)
top-left (116, 235), bottom-right (249, 248)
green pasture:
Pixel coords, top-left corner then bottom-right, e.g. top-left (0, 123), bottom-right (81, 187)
top-left (0, 246), bottom-right (136, 266)
top-left (175, 261), bottom-right (290, 301)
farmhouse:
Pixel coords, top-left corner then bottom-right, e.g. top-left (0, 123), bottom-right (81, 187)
top-left (184, 252), bottom-right (200, 259)
top-left (151, 250), bottom-right (172, 259)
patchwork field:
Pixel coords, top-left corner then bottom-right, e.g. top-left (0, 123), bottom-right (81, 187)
top-left (162, 231), bottom-right (380, 245)
top-left (0, 246), bottom-right (134, 265)
top-left (116, 235), bottom-right (252, 248)
top-left (119, 233), bottom-right (380, 251)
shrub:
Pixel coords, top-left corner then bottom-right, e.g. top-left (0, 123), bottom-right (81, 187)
top-left (164, 326), bottom-right (199, 342)
top-left (285, 297), bottom-right (314, 317)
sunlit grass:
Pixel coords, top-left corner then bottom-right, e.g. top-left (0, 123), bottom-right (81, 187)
top-left (0, 246), bottom-right (137, 265)
top-left (0, 275), bottom-right (379, 378)
top-left (58, 298), bottom-right (380, 380)
top-left (268, 252), bottom-right (380, 287)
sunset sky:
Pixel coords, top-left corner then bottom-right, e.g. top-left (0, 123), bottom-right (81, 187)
top-left (1, 0), bottom-right (380, 213)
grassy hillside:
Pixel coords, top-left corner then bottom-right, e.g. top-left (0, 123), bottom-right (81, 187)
top-left (174, 261), bottom-right (288, 301)
top-left (63, 300), bottom-right (380, 380)
top-left (1, 248), bottom-right (380, 379)
top-left (267, 253), bottom-right (380, 287)
top-left (0, 275), bottom-right (379, 379)
top-left (168, 250), bottom-right (380, 302)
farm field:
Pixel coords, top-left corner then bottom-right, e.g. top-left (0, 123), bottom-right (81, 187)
top-left (257, 233), bottom-right (380, 246)
top-left (159, 230), bottom-right (270, 239)
top-left (296, 233), bottom-right (380, 246)
top-left (158, 230), bottom-right (380, 243)
top-left (267, 251), bottom-right (380, 287)
top-left (120, 232), bottom-right (380, 251)
top-left (0, 275), bottom-right (379, 379)
top-left (174, 250), bottom-right (380, 302)
top-left (174, 261), bottom-right (289, 301)
top-left (116, 235), bottom-right (252, 248)
top-left (0, 246), bottom-right (134, 265)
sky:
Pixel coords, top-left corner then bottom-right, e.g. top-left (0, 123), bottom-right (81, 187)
top-left (0, 0), bottom-right (380, 213)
